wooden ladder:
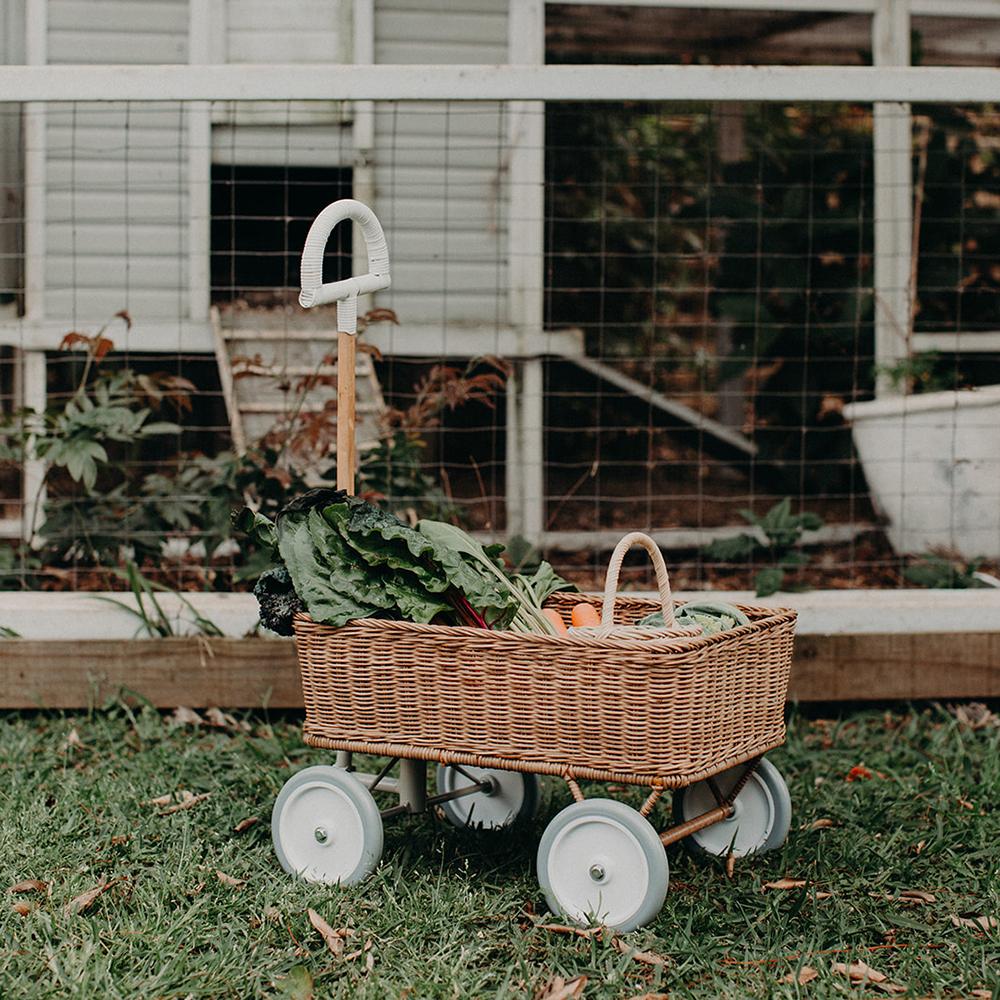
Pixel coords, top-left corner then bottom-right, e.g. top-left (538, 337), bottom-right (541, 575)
top-left (211, 306), bottom-right (385, 463)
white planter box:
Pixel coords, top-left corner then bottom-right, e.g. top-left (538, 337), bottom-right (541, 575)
top-left (844, 385), bottom-right (1000, 559)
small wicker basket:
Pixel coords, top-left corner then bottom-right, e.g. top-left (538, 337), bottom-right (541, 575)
top-left (293, 532), bottom-right (796, 789)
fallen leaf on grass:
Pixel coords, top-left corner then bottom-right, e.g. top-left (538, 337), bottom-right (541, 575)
top-left (158, 791), bottom-right (211, 815)
top-left (970, 990), bottom-right (994, 998)
top-left (809, 818), bottom-right (835, 830)
top-left (233, 816), bottom-right (259, 833)
top-left (8, 879), bottom-right (48, 895)
top-left (146, 793), bottom-right (173, 807)
top-left (204, 706), bottom-right (252, 732)
top-left (308, 908), bottom-right (354, 956)
top-left (814, 891), bottom-right (833, 900)
top-left (535, 922), bottom-right (601, 939)
top-left (831, 960), bottom-right (906, 994)
top-left (611, 937), bottom-right (668, 967)
top-left (950, 913), bottom-right (997, 932)
top-left (64, 880), bottom-right (113, 916)
top-left (899, 890), bottom-right (936, 904)
top-left (780, 966), bottom-right (818, 985)
top-left (725, 853), bottom-right (736, 879)
top-left (168, 706), bottom-right (203, 726)
top-left (110, 835), bottom-right (130, 847)
top-left (948, 701), bottom-right (1000, 730)
top-left (534, 975), bottom-right (587, 1000)
top-left (626, 994), bottom-right (670, 999)
top-left (216, 871), bottom-right (245, 888)
top-left (763, 878), bottom-right (807, 891)
top-left (845, 765), bottom-right (874, 782)
top-left (61, 728), bottom-right (84, 752)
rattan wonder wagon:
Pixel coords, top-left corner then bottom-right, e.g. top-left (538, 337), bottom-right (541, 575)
top-left (270, 200), bottom-right (797, 932)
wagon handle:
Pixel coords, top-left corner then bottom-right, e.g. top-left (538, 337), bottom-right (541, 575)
top-left (298, 199), bottom-right (391, 494)
top-left (299, 198), bottom-right (391, 333)
top-left (601, 531), bottom-right (677, 629)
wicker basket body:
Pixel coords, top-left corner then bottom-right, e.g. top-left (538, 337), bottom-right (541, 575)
top-left (293, 592), bottom-right (796, 789)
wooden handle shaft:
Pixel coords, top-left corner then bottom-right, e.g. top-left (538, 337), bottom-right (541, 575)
top-left (336, 331), bottom-right (357, 494)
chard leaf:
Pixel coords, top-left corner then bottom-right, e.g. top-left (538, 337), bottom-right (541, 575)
top-left (278, 508), bottom-right (391, 627)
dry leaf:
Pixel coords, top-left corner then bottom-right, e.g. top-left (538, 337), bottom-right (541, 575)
top-left (61, 728), bottom-right (84, 752)
top-left (781, 966), bottom-right (819, 985)
top-left (216, 871), bottom-right (245, 888)
top-left (110, 835), bottom-right (129, 847)
top-left (763, 878), bottom-right (807, 891)
top-left (814, 891), bottom-right (833, 900)
top-left (234, 816), bottom-right (259, 833)
top-left (159, 791), bottom-right (210, 815)
top-left (970, 990), bottom-right (994, 998)
top-left (913, 840), bottom-right (926, 855)
top-left (364, 950), bottom-right (374, 974)
top-left (612, 937), bottom-right (667, 966)
top-left (899, 890), bottom-right (936, 904)
top-left (725, 853), bottom-right (736, 879)
top-left (535, 975), bottom-right (587, 1000)
top-left (169, 706), bottom-right (203, 726)
top-left (12, 900), bottom-right (32, 917)
top-left (205, 707), bottom-right (251, 732)
top-left (831, 960), bottom-right (889, 984)
top-left (626, 994), bottom-right (670, 1000)
top-left (308, 908), bottom-right (353, 956)
top-left (809, 818), bottom-right (835, 830)
top-left (950, 913), bottom-right (998, 932)
top-left (536, 922), bottom-right (600, 939)
top-left (65, 880), bottom-right (113, 915)
top-left (8, 879), bottom-right (48, 895)
top-left (146, 793), bottom-right (173, 807)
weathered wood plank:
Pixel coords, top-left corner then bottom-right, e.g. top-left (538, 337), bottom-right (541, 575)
top-left (788, 632), bottom-right (1000, 701)
top-left (1, 632), bottom-right (997, 709)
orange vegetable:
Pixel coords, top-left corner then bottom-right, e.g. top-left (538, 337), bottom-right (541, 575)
top-left (542, 608), bottom-right (568, 634)
top-left (570, 602), bottom-right (601, 628)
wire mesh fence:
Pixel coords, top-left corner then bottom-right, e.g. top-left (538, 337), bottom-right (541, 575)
top-left (1, 97), bottom-right (998, 596)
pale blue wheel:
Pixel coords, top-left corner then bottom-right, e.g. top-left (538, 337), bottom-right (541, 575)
top-left (272, 766), bottom-right (383, 885)
top-left (435, 765), bottom-right (538, 830)
top-left (537, 799), bottom-right (669, 932)
top-left (672, 758), bottom-right (792, 858)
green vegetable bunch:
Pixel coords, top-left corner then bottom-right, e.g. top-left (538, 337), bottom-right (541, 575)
top-left (235, 489), bottom-right (573, 636)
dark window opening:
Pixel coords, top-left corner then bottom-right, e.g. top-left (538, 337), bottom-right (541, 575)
top-left (210, 164), bottom-right (352, 305)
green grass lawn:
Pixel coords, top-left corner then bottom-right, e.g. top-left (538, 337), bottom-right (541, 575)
top-left (1, 703), bottom-right (997, 999)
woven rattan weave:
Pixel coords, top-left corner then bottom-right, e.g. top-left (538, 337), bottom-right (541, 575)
top-left (293, 592), bottom-right (796, 789)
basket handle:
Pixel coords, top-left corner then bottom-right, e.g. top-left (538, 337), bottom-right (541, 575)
top-left (601, 531), bottom-right (676, 628)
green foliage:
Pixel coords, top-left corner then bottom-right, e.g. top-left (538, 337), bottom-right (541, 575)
top-left (904, 553), bottom-right (989, 589)
top-left (876, 351), bottom-right (964, 395)
top-left (97, 561), bottom-right (223, 637)
top-left (702, 497), bottom-right (824, 596)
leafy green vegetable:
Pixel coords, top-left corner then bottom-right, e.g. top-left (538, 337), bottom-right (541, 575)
top-left (236, 491), bottom-right (573, 634)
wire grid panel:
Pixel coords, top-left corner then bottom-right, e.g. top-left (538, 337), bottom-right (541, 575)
top-left (0, 98), bottom-right (998, 597)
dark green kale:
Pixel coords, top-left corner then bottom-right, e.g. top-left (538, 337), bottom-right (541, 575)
top-left (253, 565), bottom-right (303, 636)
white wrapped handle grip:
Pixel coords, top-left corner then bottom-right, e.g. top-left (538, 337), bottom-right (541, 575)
top-left (298, 198), bottom-right (391, 333)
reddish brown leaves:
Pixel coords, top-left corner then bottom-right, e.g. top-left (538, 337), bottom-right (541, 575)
top-left (65, 880), bottom-right (114, 916)
top-left (780, 966), bottom-right (819, 985)
top-left (308, 908), bottom-right (354, 956)
top-left (762, 878), bottom-right (807, 892)
top-left (8, 879), bottom-right (48, 895)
